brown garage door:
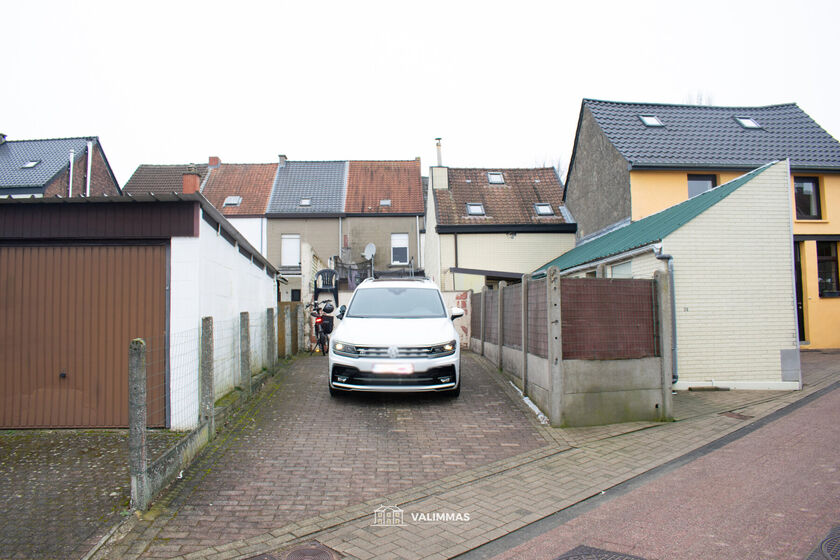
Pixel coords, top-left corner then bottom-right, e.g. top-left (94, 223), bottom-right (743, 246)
top-left (0, 244), bottom-right (167, 428)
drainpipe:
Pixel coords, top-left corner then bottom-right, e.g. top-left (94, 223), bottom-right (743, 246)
top-left (85, 140), bottom-right (93, 196)
top-left (68, 149), bottom-right (75, 197)
top-left (416, 215), bottom-right (421, 268)
top-left (655, 249), bottom-right (678, 385)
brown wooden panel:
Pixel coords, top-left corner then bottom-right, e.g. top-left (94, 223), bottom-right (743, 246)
top-left (0, 245), bottom-right (166, 428)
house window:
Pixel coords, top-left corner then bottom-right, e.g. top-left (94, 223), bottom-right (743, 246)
top-left (487, 172), bottom-right (505, 184)
top-left (639, 115), bottom-right (663, 127)
top-left (299, 197), bottom-right (312, 207)
top-left (21, 160), bottom-right (40, 169)
top-left (687, 174), bottom-right (717, 198)
top-left (534, 203), bottom-right (554, 216)
top-left (291, 289), bottom-right (301, 302)
top-left (391, 233), bottom-right (409, 265)
top-left (223, 195), bottom-right (242, 207)
top-left (281, 234), bottom-right (301, 267)
top-left (794, 177), bottom-right (821, 220)
top-left (817, 242), bottom-right (839, 297)
top-left (735, 116), bottom-right (761, 129)
top-left (466, 203), bottom-right (485, 216)
top-left (610, 261), bottom-right (632, 278)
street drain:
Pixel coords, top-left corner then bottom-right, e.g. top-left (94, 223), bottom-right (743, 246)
top-left (281, 541), bottom-right (341, 560)
top-left (806, 526), bottom-right (840, 560)
top-left (554, 545), bottom-right (648, 560)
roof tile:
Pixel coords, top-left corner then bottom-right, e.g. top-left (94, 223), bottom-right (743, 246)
top-left (345, 160), bottom-right (423, 214)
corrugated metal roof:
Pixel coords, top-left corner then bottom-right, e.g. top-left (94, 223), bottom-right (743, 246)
top-left (266, 161), bottom-right (347, 214)
top-left (0, 137), bottom-right (92, 190)
top-left (534, 162), bottom-right (775, 275)
top-left (583, 99), bottom-right (840, 170)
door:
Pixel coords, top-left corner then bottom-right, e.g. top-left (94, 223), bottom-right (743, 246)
top-left (794, 242), bottom-right (806, 342)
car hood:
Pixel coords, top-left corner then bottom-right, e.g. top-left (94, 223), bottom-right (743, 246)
top-left (333, 317), bottom-right (457, 347)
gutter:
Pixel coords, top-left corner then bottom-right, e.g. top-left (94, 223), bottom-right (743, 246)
top-left (655, 247), bottom-right (678, 385)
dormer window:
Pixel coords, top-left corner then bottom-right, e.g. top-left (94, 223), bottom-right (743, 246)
top-left (466, 203), bottom-right (485, 216)
top-left (380, 199), bottom-right (391, 207)
top-left (299, 197), bottom-right (312, 207)
top-left (639, 115), bottom-right (663, 127)
top-left (487, 172), bottom-right (505, 184)
top-left (534, 203), bottom-right (554, 216)
top-left (223, 195), bottom-right (242, 207)
top-left (735, 116), bottom-right (761, 129)
top-left (21, 160), bottom-right (40, 169)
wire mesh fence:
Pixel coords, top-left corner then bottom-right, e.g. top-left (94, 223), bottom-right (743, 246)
top-left (212, 317), bottom-right (240, 398)
top-left (502, 284), bottom-right (522, 349)
top-left (249, 312), bottom-right (268, 376)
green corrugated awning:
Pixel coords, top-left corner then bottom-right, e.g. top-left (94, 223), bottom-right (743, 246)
top-left (533, 162), bottom-right (777, 276)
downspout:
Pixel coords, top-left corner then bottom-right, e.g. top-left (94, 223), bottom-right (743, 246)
top-left (338, 217), bottom-right (342, 264)
top-left (655, 249), bottom-right (678, 386)
top-left (85, 140), bottom-right (93, 196)
top-left (68, 149), bottom-right (75, 197)
top-left (416, 215), bottom-right (421, 269)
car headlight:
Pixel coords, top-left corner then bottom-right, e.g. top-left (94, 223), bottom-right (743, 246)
top-left (429, 340), bottom-right (457, 357)
top-left (332, 341), bottom-right (359, 357)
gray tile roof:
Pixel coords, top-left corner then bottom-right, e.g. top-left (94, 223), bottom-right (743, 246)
top-left (266, 161), bottom-right (347, 214)
top-left (583, 99), bottom-right (840, 170)
top-left (0, 137), bottom-right (93, 192)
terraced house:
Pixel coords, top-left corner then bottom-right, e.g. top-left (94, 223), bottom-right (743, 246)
top-left (563, 99), bottom-right (840, 348)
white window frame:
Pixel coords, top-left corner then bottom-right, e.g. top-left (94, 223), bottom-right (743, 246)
top-left (466, 203), bottom-right (485, 216)
top-left (299, 197), bottom-right (312, 207)
top-left (610, 260), bottom-right (633, 279)
top-left (281, 234), bottom-right (301, 267)
top-left (391, 233), bottom-right (409, 265)
top-left (487, 172), bottom-right (505, 184)
top-left (735, 116), bottom-right (761, 129)
top-left (223, 195), bottom-right (242, 207)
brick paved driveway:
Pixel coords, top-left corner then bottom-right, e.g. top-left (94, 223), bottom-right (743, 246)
top-left (132, 352), bottom-right (548, 558)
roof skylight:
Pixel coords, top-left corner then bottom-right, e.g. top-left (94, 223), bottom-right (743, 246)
top-left (735, 116), bottom-right (761, 129)
top-left (380, 199), bottom-right (391, 207)
top-left (466, 203), bottom-right (485, 216)
top-left (21, 160), bottom-right (40, 169)
top-left (487, 172), bottom-right (505, 184)
top-left (223, 195), bottom-right (242, 207)
top-left (299, 197), bottom-right (312, 207)
top-left (535, 203), bottom-right (554, 216)
top-left (639, 115), bottom-right (664, 127)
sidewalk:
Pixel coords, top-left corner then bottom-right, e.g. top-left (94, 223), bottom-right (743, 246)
top-left (93, 350), bottom-right (839, 560)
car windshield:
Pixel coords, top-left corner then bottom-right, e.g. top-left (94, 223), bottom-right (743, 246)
top-left (346, 287), bottom-right (446, 319)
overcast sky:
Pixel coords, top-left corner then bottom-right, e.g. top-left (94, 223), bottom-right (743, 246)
top-left (4, 0), bottom-right (839, 186)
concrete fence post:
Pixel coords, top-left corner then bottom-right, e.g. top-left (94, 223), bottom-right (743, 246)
top-left (297, 305), bottom-right (305, 354)
top-left (547, 267), bottom-right (564, 427)
top-left (266, 307), bottom-right (276, 368)
top-left (479, 286), bottom-right (487, 356)
top-left (284, 305), bottom-right (293, 358)
top-left (654, 270), bottom-right (674, 420)
top-left (128, 338), bottom-right (149, 511)
top-left (200, 316), bottom-right (215, 438)
top-left (596, 263), bottom-right (606, 278)
top-left (521, 274), bottom-right (530, 394)
top-left (497, 281), bottom-right (507, 371)
top-left (240, 312), bottom-right (251, 396)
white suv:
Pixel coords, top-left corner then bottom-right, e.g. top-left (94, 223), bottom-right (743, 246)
top-left (328, 278), bottom-right (464, 397)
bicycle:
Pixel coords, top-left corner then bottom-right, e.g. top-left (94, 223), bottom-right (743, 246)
top-left (306, 299), bottom-right (335, 355)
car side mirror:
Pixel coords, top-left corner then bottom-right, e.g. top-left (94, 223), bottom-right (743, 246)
top-left (338, 305), bottom-right (346, 320)
top-left (450, 307), bottom-right (465, 321)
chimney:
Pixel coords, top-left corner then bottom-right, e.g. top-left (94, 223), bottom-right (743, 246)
top-left (278, 154), bottom-right (287, 167)
top-left (182, 165), bottom-right (201, 194)
top-left (0, 133), bottom-right (6, 145)
top-left (208, 156), bottom-right (221, 168)
top-left (435, 138), bottom-right (442, 166)
top-left (431, 138), bottom-right (448, 190)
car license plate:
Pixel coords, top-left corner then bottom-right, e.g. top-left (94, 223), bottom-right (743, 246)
top-left (373, 363), bottom-right (414, 374)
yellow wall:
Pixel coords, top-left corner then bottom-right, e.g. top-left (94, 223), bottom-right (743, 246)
top-left (631, 169), bottom-right (840, 349)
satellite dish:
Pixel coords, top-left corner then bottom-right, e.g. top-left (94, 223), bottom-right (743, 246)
top-left (363, 243), bottom-right (376, 260)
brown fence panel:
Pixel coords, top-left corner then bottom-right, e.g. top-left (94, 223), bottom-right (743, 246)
top-left (0, 244), bottom-right (166, 428)
top-left (470, 292), bottom-right (481, 338)
top-left (502, 284), bottom-right (522, 349)
top-left (484, 289), bottom-right (498, 345)
top-left (561, 278), bottom-right (658, 360)
top-left (527, 278), bottom-right (548, 357)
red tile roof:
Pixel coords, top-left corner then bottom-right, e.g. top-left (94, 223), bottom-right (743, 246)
top-left (201, 163), bottom-right (278, 216)
top-left (123, 164), bottom-right (210, 195)
top-left (345, 160), bottom-right (424, 214)
top-left (434, 168), bottom-right (568, 226)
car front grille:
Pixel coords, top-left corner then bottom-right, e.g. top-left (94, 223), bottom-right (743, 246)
top-left (355, 345), bottom-right (442, 358)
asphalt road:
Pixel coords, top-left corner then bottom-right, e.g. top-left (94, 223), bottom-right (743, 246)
top-left (473, 383), bottom-right (840, 560)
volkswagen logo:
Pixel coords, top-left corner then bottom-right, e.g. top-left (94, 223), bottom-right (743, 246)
top-left (387, 346), bottom-right (399, 359)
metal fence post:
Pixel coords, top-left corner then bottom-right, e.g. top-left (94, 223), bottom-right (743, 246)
top-left (200, 316), bottom-right (215, 438)
top-left (497, 281), bottom-right (507, 371)
top-left (240, 312), bottom-right (251, 396)
top-left (547, 267), bottom-right (564, 427)
top-left (521, 274), bottom-right (530, 394)
top-left (129, 338), bottom-right (149, 511)
top-left (284, 305), bottom-right (292, 358)
top-left (266, 307), bottom-right (277, 367)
